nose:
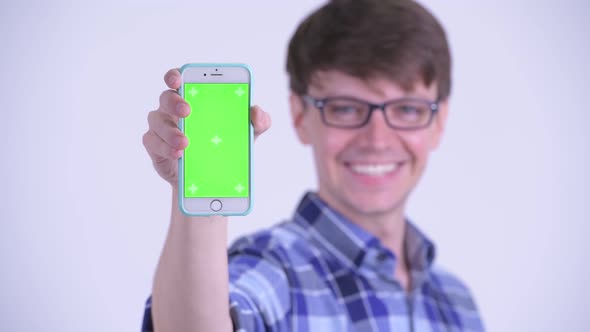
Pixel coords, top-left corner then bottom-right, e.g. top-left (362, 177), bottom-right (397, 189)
top-left (361, 108), bottom-right (397, 149)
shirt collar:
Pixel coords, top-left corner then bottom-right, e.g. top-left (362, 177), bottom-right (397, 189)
top-left (293, 192), bottom-right (436, 275)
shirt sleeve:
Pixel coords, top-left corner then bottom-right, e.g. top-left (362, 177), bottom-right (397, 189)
top-left (430, 266), bottom-right (486, 331)
top-left (141, 296), bottom-right (154, 332)
top-left (140, 240), bottom-right (291, 332)
top-left (228, 249), bottom-right (291, 331)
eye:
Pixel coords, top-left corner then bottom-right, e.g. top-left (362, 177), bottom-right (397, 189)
top-left (330, 105), bottom-right (360, 114)
top-left (390, 102), bottom-right (429, 124)
top-left (324, 99), bottom-right (367, 115)
top-left (399, 105), bottom-right (420, 114)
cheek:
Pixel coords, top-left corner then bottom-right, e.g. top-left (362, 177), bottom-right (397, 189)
top-left (399, 131), bottom-right (436, 162)
top-left (310, 127), bottom-right (351, 169)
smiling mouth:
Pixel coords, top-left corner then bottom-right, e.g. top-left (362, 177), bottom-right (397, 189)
top-left (348, 163), bottom-right (399, 176)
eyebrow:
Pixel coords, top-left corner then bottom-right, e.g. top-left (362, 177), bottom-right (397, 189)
top-left (308, 75), bottom-right (437, 102)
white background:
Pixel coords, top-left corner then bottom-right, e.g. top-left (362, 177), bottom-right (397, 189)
top-left (1, 0), bottom-right (588, 331)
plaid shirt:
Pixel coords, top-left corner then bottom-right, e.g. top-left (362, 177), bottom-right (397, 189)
top-left (142, 192), bottom-right (484, 331)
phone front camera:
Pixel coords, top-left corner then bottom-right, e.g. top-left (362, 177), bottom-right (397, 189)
top-left (203, 73), bottom-right (207, 76)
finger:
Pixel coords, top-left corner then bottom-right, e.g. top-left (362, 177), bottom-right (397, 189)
top-left (147, 111), bottom-right (188, 149)
top-left (159, 89), bottom-right (190, 118)
top-left (164, 68), bottom-right (181, 90)
top-left (251, 105), bottom-right (271, 140)
top-left (143, 130), bottom-right (183, 160)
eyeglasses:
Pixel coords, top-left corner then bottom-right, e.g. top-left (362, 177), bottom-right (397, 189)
top-left (302, 95), bottom-right (439, 130)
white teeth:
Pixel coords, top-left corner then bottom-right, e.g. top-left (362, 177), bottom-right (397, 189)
top-left (350, 163), bottom-right (397, 176)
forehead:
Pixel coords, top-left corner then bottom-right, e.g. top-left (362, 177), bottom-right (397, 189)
top-left (308, 70), bottom-right (438, 101)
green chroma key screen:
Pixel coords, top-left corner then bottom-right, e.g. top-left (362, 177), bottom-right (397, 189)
top-left (183, 83), bottom-right (250, 198)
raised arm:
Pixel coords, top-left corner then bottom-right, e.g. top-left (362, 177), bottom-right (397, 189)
top-left (143, 68), bottom-right (271, 331)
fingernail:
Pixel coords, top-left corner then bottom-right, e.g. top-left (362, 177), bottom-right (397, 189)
top-left (175, 136), bottom-right (186, 147)
top-left (176, 103), bottom-right (186, 115)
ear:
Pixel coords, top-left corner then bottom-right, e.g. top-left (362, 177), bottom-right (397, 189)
top-left (289, 92), bottom-right (311, 145)
top-left (429, 99), bottom-right (450, 150)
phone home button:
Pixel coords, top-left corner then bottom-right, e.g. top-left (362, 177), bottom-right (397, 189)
top-left (210, 199), bottom-right (222, 212)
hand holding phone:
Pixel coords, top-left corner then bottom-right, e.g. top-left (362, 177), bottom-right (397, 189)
top-left (142, 67), bottom-right (270, 201)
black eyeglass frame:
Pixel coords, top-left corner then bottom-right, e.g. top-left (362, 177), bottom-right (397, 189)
top-left (302, 95), bottom-right (440, 130)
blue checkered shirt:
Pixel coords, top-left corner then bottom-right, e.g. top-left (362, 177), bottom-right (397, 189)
top-left (142, 192), bottom-right (484, 331)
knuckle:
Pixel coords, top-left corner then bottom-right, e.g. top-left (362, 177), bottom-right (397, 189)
top-left (164, 69), bottom-right (173, 82)
top-left (147, 110), bottom-right (158, 127)
top-left (159, 89), bottom-right (181, 113)
top-left (142, 131), bottom-right (152, 148)
top-left (165, 68), bottom-right (178, 84)
top-left (159, 90), bottom-right (169, 106)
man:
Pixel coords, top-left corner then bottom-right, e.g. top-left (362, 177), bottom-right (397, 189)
top-left (142, 0), bottom-right (484, 331)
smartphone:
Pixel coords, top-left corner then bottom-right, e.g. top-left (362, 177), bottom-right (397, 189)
top-left (178, 63), bottom-right (252, 215)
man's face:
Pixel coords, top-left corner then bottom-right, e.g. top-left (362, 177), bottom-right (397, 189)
top-left (290, 70), bottom-right (448, 222)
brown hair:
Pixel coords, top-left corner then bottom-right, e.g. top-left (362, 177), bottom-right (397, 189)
top-left (286, 0), bottom-right (451, 100)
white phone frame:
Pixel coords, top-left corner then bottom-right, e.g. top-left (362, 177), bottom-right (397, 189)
top-left (178, 64), bottom-right (252, 216)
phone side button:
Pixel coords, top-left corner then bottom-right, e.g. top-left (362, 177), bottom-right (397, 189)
top-left (210, 199), bottom-right (222, 212)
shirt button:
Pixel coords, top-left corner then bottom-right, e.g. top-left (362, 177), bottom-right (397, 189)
top-left (377, 252), bottom-right (389, 261)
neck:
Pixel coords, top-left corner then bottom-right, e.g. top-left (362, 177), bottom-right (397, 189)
top-left (356, 210), bottom-right (407, 258)
top-left (359, 212), bottom-right (411, 291)
top-left (317, 192), bottom-right (411, 290)
top-left (362, 214), bottom-right (411, 292)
